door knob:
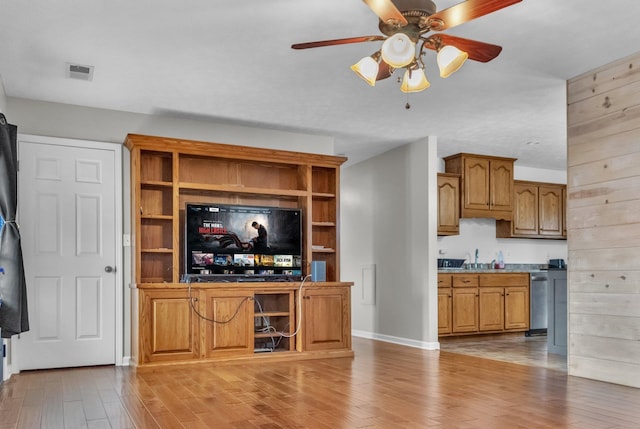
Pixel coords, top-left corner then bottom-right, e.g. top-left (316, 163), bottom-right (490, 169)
top-left (105, 266), bottom-right (116, 273)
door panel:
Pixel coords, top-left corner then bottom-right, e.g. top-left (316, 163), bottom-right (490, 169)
top-left (16, 137), bottom-right (121, 370)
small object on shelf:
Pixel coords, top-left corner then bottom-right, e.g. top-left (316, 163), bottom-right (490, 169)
top-left (311, 245), bottom-right (325, 250)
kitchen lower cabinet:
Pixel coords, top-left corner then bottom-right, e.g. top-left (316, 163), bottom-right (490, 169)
top-left (547, 269), bottom-right (567, 355)
top-left (479, 287), bottom-right (504, 331)
top-left (479, 286), bottom-right (529, 332)
top-left (504, 286), bottom-right (529, 330)
top-left (451, 274), bottom-right (479, 333)
top-left (452, 288), bottom-right (479, 333)
top-left (438, 287), bottom-right (453, 335)
top-left (439, 272), bottom-right (530, 337)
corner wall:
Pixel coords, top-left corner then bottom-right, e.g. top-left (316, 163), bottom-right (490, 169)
top-left (567, 51), bottom-right (640, 387)
top-left (341, 138), bottom-right (439, 349)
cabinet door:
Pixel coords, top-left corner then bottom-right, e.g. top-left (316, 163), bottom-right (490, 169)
top-left (452, 288), bottom-right (478, 333)
top-left (437, 174), bottom-right (460, 235)
top-left (302, 287), bottom-right (350, 351)
top-left (202, 290), bottom-right (254, 357)
top-left (490, 159), bottom-right (514, 213)
top-left (539, 185), bottom-right (563, 237)
top-left (463, 157), bottom-right (490, 211)
top-left (438, 288), bottom-right (453, 335)
top-left (512, 183), bottom-right (539, 236)
top-left (478, 287), bottom-right (504, 331)
top-left (504, 286), bottom-right (529, 330)
top-left (562, 186), bottom-right (567, 237)
top-left (139, 290), bottom-right (200, 363)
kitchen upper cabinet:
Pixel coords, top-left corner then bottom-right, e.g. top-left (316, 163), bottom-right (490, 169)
top-left (539, 185), bottom-right (563, 236)
top-left (496, 181), bottom-right (566, 239)
top-left (444, 153), bottom-right (515, 221)
top-left (437, 173), bottom-right (460, 236)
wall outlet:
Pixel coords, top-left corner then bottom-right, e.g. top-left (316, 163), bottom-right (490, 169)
top-left (123, 234), bottom-right (131, 247)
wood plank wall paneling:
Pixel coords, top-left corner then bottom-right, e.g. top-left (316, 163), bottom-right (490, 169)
top-left (567, 51), bottom-right (640, 388)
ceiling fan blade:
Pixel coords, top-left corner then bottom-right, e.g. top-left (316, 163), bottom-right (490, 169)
top-left (426, 0), bottom-right (522, 31)
top-left (291, 35), bottom-right (386, 50)
top-left (362, 0), bottom-right (408, 26)
top-left (424, 34), bottom-right (502, 62)
top-left (376, 61), bottom-right (395, 80)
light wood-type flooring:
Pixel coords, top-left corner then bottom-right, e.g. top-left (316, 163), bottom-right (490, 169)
top-left (1, 336), bottom-right (639, 429)
top-left (439, 333), bottom-right (568, 371)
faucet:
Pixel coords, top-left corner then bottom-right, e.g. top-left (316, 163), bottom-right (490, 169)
top-left (474, 248), bottom-right (479, 265)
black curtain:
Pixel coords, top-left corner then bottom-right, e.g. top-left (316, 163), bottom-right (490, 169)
top-left (0, 113), bottom-right (29, 338)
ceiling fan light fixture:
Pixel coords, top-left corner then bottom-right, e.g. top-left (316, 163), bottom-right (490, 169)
top-left (437, 45), bottom-right (469, 78)
top-left (351, 55), bottom-right (380, 86)
top-left (381, 33), bottom-right (416, 68)
top-left (400, 67), bottom-right (430, 93)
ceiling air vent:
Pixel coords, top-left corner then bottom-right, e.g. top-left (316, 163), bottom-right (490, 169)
top-left (66, 63), bottom-right (94, 81)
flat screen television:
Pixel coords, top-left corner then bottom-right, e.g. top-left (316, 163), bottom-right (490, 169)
top-left (184, 203), bottom-right (303, 279)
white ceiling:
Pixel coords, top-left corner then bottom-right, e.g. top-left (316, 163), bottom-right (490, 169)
top-left (1, 0), bottom-right (639, 169)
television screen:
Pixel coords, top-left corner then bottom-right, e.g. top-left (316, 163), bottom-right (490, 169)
top-left (185, 203), bottom-right (302, 278)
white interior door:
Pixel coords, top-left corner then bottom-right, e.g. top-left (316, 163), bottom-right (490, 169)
top-left (15, 135), bottom-right (122, 370)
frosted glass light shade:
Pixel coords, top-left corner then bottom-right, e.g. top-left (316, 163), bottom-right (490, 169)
top-left (351, 56), bottom-right (380, 86)
top-left (381, 33), bottom-right (415, 68)
top-left (437, 45), bottom-right (468, 78)
top-left (400, 68), bottom-right (430, 93)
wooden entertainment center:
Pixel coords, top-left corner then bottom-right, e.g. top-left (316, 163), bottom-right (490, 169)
top-left (126, 134), bottom-right (353, 366)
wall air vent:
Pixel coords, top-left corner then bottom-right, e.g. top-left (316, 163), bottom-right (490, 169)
top-left (66, 63), bottom-right (94, 81)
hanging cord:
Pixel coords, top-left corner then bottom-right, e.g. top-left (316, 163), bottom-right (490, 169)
top-left (279, 274), bottom-right (311, 338)
top-left (186, 274), bottom-right (311, 333)
top-left (187, 277), bottom-right (251, 324)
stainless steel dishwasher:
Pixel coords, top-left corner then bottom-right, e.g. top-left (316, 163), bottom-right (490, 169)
top-left (527, 271), bottom-right (548, 336)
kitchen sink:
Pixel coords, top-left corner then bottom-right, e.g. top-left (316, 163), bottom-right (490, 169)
top-left (438, 258), bottom-right (466, 268)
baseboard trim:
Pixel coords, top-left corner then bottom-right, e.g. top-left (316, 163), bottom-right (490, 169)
top-left (352, 330), bottom-right (440, 350)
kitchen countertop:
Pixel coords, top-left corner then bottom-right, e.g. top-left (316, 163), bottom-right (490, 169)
top-left (438, 264), bottom-right (548, 274)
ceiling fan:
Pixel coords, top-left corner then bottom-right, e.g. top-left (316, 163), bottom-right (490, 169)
top-left (292, 0), bottom-right (522, 94)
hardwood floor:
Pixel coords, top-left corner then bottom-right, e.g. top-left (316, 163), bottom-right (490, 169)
top-left (1, 337), bottom-right (639, 428)
top-left (439, 334), bottom-right (568, 371)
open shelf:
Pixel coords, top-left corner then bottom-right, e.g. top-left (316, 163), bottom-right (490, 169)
top-left (254, 291), bottom-right (295, 352)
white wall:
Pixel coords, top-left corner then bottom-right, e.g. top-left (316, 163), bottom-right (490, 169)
top-left (0, 75), bottom-right (6, 113)
top-left (341, 138), bottom-right (439, 349)
top-left (438, 164), bottom-right (568, 266)
top-left (7, 98), bottom-right (334, 155)
top-left (344, 146), bottom-right (569, 348)
top-left (7, 97), bottom-right (336, 365)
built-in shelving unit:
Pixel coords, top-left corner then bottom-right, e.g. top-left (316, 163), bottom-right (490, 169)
top-left (126, 134), bottom-right (353, 366)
